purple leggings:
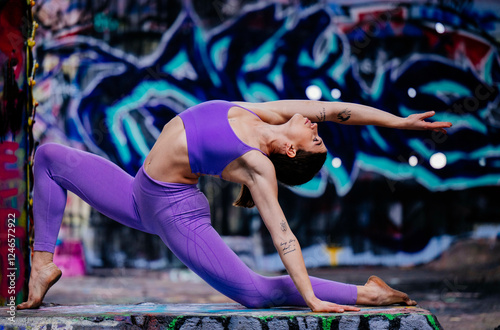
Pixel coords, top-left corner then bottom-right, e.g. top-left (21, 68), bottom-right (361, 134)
top-left (33, 143), bottom-right (357, 308)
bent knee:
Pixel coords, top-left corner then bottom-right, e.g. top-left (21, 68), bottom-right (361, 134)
top-left (34, 143), bottom-right (65, 165)
top-left (34, 143), bottom-right (84, 172)
top-left (237, 296), bottom-right (273, 309)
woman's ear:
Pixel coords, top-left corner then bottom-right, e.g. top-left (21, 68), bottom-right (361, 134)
top-left (285, 143), bottom-right (296, 158)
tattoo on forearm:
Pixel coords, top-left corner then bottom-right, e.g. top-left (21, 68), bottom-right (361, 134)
top-left (280, 220), bottom-right (287, 232)
top-left (280, 239), bottom-right (297, 255)
top-left (316, 107), bottom-right (326, 122)
top-left (337, 108), bottom-right (351, 122)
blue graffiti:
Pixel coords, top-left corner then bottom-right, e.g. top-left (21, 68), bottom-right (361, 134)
top-left (33, 1), bottom-right (500, 196)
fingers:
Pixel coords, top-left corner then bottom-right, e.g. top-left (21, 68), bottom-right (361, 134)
top-left (420, 115), bottom-right (451, 130)
top-left (418, 112), bottom-right (452, 128)
top-left (433, 121), bottom-right (452, 128)
top-left (314, 303), bottom-right (361, 313)
top-left (328, 306), bottom-right (345, 313)
top-left (419, 111), bottom-right (436, 120)
top-left (324, 306), bottom-right (347, 313)
top-left (343, 305), bottom-right (362, 312)
top-left (429, 121), bottom-right (452, 134)
top-left (333, 304), bottom-right (361, 312)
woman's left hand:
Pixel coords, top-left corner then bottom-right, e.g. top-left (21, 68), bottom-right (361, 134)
top-left (403, 111), bottom-right (452, 134)
top-left (308, 297), bottom-right (361, 313)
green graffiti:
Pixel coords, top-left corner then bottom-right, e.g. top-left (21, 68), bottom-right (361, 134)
top-left (257, 315), bottom-right (275, 322)
top-left (426, 314), bottom-right (441, 330)
top-left (168, 316), bottom-right (184, 330)
top-left (380, 313), bottom-right (402, 321)
top-left (320, 315), bottom-right (334, 330)
top-left (361, 312), bottom-right (403, 321)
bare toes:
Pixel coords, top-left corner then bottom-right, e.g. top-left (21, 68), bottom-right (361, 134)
top-left (405, 297), bottom-right (418, 306)
top-left (17, 300), bottom-right (39, 310)
top-left (16, 302), bottom-right (28, 310)
top-left (365, 275), bottom-right (417, 306)
top-left (17, 263), bottom-right (62, 310)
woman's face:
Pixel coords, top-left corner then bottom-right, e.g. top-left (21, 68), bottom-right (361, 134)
top-left (287, 114), bottom-right (327, 154)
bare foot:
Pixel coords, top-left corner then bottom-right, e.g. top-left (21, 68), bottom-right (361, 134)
top-left (17, 262), bottom-right (62, 309)
top-left (357, 275), bottom-right (417, 306)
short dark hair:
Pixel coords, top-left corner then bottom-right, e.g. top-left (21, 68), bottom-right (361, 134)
top-left (233, 150), bottom-right (327, 208)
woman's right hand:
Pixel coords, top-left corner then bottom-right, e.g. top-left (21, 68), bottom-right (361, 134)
top-left (401, 111), bottom-right (452, 133)
top-left (308, 297), bottom-right (361, 313)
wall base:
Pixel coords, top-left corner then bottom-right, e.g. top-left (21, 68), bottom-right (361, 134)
top-left (1, 303), bottom-right (442, 329)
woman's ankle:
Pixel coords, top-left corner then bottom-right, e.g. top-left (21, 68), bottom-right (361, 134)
top-left (31, 251), bottom-right (55, 269)
top-left (355, 284), bottom-right (377, 305)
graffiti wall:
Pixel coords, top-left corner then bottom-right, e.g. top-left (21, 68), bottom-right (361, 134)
top-left (0, 0), bottom-right (37, 306)
top-left (30, 0), bottom-right (500, 270)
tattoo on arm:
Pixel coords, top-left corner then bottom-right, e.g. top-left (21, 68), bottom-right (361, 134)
top-left (280, 239), bottom-right (297, 255)
top-left (316, 107), bottom-right (326, 122)
top-left (280, 220), bottom-right (287, 232)
top-left (337, 108), bottom-right (351, 122)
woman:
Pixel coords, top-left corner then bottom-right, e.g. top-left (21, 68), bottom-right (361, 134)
top-left (18, 100), bottom-right (452, 312)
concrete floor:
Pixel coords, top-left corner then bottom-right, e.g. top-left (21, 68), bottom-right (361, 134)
top-left (5, 303), bottom-right (441, 329)
top-left (13, 262), bottom-right (493, 329)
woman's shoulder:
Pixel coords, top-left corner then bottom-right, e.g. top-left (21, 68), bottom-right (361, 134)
top-left (231, 102), bottom-right (284, 124)
top-left (222, 150), bottom-right (276, 185)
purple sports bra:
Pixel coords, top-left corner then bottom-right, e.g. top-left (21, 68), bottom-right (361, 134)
top-left (178, 100), bottom-right (268, 176)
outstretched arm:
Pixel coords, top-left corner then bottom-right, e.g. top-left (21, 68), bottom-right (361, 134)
top-left (244, 160), bottom-right (359, 313)
top-left (234, 100), bottom-right (452, 133)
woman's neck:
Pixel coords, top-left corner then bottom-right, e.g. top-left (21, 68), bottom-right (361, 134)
top-left (257, 122), bottom-right (286, 155)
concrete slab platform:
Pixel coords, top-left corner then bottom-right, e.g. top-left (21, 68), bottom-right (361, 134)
top-left (1, 303), bottom-right (442, 329)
